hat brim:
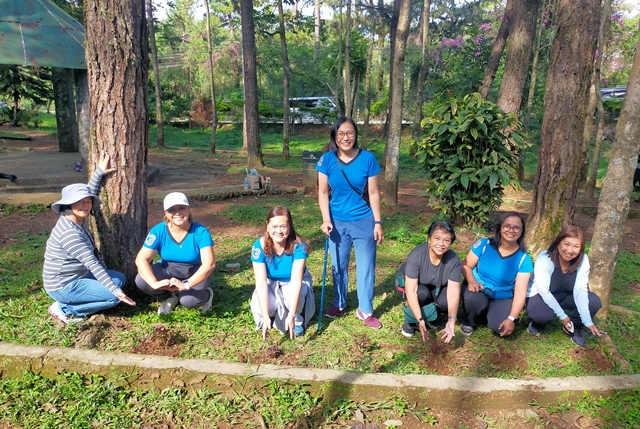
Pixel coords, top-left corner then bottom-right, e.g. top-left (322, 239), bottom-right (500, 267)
top-left (52, 195), bottom-right (101, 213)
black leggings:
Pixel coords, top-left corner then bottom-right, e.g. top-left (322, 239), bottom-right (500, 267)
top-left (526, 292), bottom-right (601, 328)
top-left (414, 283), bottom-right (449, 312)
top-left (462, 283), bottom-right (514, 334)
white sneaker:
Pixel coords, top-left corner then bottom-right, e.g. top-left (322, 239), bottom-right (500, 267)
top-left (158, 293), bottom-right (179, 316)
top-left (48, 302), bottom-right (83, 324)
top-left (199, 288), bottom-right (213, 314)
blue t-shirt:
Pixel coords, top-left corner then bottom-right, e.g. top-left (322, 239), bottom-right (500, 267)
top-left (250, 237), bottom-right (309, 282)
top-left (143, 221), bottom-right (214, 265)
top-left (470, 238), bottom-right (533, 290)
top-left (315, 149), bottom-right (381, 222)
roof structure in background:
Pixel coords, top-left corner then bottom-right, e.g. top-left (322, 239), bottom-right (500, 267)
top-left (0, 0), bottom-right (86, 69)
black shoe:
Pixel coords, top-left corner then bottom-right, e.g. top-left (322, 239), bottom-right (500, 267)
top-left (401, 322), bottom-right (416, 338)
top-left (527, 321), bottom-right (541, 336)
top-left (460, 324), bottom-right (474, 336)
top-left (563, 326), bottom-right (586, 347)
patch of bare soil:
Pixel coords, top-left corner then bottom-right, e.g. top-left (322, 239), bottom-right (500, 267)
top-left (130, 324), bottom-right (187, 358)
top-left (0, 125), bottom-right (59, 151)
top-left (570, 346), bottom-right (615, 372)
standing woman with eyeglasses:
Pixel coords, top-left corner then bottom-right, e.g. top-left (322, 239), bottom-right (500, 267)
top-left (250, 206), bottom-right (315, 339)
top-left (459, 211), bottom-right (533, 337)
top-left (316, 117), bottom-right (384, 329)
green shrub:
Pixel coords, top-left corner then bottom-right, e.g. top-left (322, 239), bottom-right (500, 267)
top-left (417, 92), bottom-right (525, 226)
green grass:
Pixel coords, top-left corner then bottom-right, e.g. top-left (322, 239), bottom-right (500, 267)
top-left (1, 194), bottom-right (638, 378)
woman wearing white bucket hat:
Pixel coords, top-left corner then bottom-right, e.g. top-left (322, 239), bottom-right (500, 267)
top-left (43, 152), bottom-right (136, 324)
top-left (135, 192), bottom-right (216, 316)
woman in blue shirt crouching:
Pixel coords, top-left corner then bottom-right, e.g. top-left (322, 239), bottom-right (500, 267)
top-left (250, 206), bottom-right (315, 339)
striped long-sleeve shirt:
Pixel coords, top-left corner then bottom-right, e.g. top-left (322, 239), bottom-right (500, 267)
top-left (42, 167), bottom-right (121, 296)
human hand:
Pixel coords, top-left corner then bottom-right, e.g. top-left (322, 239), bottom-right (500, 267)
top-left (151, 279), bottom-right (171, 290)
top-left (262, 316), bottom-right (271, 340)
top-left (588, 324), bottom-right (604, 337)
top-left (169, 277), bottom-right (189, 291)
top-left (285, 314), bottom-right (296, 340)
top-left (116, 291), bottom-right (136, 306)
top-left (561, 316), bottom-right (574, 333)
top-left (498, 318), bottom-right (515, 337)
top-left (98, 151), bottom-right (116, 174)
top-left (467, 282), bottom-right (483, 293)
top-left (439, 319), bottom-right (456, 343)
top-left (374, 224), bottom-right (384, 245)
top-left (418, 320), bottom-right (428, 343)
top-left (320, 220), bottom-right (333, 235)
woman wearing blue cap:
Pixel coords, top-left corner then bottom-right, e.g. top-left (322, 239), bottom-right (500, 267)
top-left (135, 192), bottom-right (216, 316)
top-left (43, 152), bottom-right (136, 324)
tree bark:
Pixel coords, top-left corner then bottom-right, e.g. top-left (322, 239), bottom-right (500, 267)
top-left (84, 0), bottom-right (149, 279)
top-left (52, 67), bottom-right (79, 153)
top-left (360, 30), bottom-right (375, 149)
top-left (522, 3), bottom-right (546, 131)
top-left (411, 0), bottom-right (430, 146)
top-left (314, 0), bottom-right (321, 60)
top-left (277, 0), bottom-right (290, 159)
top-left (205, 0), bottom-right (218, 154)
top-left (479, 0), bottom-right (516, 99)
top-left (74, 70), bottom-right (90, 164)
top-left (585, 0), bottom-right (613, 200)
top-left (344, 0), bottom-right (352, 117)
top-left (580, 75), bottom-right (597, 184)
top-left (587, 39), bottom-right (640, 319)
top-left (240, 0), bottom-right (264, 168)
top-left (525, 0), bottom-right (600, 255)
top-left (147, 0), bottom-right (164, 150)
top-left (496, 0), bottom-right (539, 114)
top-left (383, 0), bottom-right (410, 206)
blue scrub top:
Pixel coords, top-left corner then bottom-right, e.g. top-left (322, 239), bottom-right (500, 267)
top-left (316, 149), bottom-right (380, 222)
top-left (471, 238), bottom-right (533, 290)
top-left (251, 237), bottom-right (309, 282)
top-left (143, 221), bottom-right (214, 265)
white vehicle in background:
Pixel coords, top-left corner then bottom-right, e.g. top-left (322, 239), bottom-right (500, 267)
top-left (289, 97), bottom-right (337, 124)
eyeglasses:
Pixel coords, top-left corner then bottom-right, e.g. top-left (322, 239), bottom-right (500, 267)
top-left (336, 130), bottom-right (356, 140)
top-left (502, 224), bottom-right (522, 233)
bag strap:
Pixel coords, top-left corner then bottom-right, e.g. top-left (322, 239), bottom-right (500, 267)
top-left (433, 259), bottom-right (446, 298)
top-left (336, 151), bottom-right (367, 201)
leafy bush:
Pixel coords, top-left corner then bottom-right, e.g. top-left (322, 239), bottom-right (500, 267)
top-left (417, 92), bottom-right (525, 226)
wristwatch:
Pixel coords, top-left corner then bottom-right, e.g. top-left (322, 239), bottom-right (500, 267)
top-left (374, 220), bottom-right (383, 225)
top-left (507, 315), bottom-right (516, 322)
top-left (183, 280), bottom-right (190, 290)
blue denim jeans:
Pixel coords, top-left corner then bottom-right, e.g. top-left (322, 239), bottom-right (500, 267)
top-left (48, 270), bottom-right (125, 317)
top-left (329, 214), bottom-right (377, 315)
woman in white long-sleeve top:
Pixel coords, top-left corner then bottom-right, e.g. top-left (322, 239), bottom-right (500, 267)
top-left (526, 226), bottom-right (603, 347)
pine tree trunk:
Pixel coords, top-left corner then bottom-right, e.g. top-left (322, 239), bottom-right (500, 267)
top-left (522, 4), bottom-right (546, 131)
top-left (84, 0), bottom-right (149, 279)
top-left (411, 0), bottom-right (430, 147)
top-left (205, 0), bottom-right (218, 154)
top-left (344, 0), bottom-right (352, 117)
top-left (240, 0), bottom-right (264, 168)
top-left (383, 0), bottom-right (411, 206)
top-left (588, 39), bottom-right (640, 319)
top-left (360, 31), bottom-right (375, 149)
top-left (496, 0), bottom-right (539, 114)
top-left (147, 0), bottom-right (164, 150)
top-left (479, 0), bottom-right (515, 98)
top-left (52, 67), bottom-right (79, 153)
top-left (74, 70), bottom-right (90, 164)
top-left (314, 0), bottom-right (321, 60)
top-left (277, 0), bottom-right (290, 159)
top-left (585, 0), bottom-right (613, 200)
top-left (525, 0), bottom-right (599, 255)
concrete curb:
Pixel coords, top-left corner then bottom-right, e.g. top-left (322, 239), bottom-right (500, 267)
top-left (1, 342), bottom-right (639, 409)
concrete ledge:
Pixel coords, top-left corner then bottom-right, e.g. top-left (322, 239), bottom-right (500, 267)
top-left (1, 342), bottom-right (639, 409)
